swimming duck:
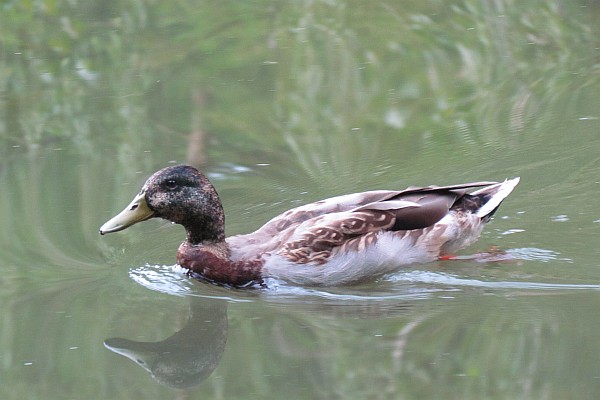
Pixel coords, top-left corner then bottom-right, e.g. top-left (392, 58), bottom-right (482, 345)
top-left (100, 165), bottom-right (519, 287)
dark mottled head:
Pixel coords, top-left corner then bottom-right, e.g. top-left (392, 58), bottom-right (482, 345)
top-left (100, 165), bottom-right (225, 244)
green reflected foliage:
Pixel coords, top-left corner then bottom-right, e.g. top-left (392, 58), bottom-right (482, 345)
top-left (1, 1), bottom-right (144, 152)
top-left (1, 0), bottom-right (597, 163)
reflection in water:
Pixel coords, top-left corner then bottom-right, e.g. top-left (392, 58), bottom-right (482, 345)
top-left (104, 299), bottom-right (227, 389)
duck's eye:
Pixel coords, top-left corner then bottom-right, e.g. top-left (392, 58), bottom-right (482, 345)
top-left (164, 179), bottom-right (178, 190)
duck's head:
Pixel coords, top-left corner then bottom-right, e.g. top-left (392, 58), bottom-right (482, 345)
top-left (99, 165), bottom-right (225, 244)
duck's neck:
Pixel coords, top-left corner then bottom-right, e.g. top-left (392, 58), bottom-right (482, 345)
top-left (182, 191), bottom-right (226, 245)
top-left (176, 241), bottom-right (263, 287)
top-left (184, 216), bottom-right (225, 245)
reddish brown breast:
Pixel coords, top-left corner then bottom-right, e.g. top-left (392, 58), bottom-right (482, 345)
top-left (177, 242), bottom-right (264, 287)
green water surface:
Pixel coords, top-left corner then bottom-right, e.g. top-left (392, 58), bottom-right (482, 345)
top-left (1, 1), bottom-right (599, 399)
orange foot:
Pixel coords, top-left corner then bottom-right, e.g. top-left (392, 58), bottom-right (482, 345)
top-left (439, 246), bottom-right (515, 263)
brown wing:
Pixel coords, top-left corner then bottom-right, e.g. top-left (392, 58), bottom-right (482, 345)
top-left (279, 209), bottom-right (397, 264)
top-left (260, 181), bottom-right (497, 235)
top-left (228, 190), bottom-right (403, 255)
top-left (228, 181), bottom-right (499, 263)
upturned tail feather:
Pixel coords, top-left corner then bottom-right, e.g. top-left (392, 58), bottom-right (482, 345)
top-left (472, 177), bottom-right (520, 220)
top-left (450, 178), bottom-right (520, 222)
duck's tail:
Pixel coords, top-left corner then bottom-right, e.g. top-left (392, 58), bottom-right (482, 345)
top-left (469, 177), bottom-right (520, 221)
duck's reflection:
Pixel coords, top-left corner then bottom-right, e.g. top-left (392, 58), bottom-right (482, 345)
top-left (104, 298), bottom-right (227, 389)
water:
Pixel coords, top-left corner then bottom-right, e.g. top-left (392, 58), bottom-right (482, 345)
top-left (1, 1), bottom-right (599, 399)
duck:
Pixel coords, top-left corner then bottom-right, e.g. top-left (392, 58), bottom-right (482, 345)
top-left (100, 165), bottom-right (519, 287)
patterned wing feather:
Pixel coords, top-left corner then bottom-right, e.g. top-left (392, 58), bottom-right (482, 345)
top-left (280, 210), bottom-right (397, 264)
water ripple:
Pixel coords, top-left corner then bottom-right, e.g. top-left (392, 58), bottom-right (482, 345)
top-left (388, 270), bottom-right (600, 291)
top-left (128, 264), bottom-right (256, 302)
top-left (507, 247), bottom-right (572, 262)
top-left (128, 256), bottom-right (599, 305)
